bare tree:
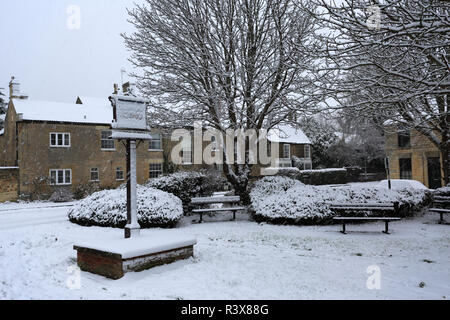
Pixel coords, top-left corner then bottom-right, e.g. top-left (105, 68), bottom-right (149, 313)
top-left (308, 0), bottom-right (450, 183)
top-left (123, 0), bottom-right (320, 202)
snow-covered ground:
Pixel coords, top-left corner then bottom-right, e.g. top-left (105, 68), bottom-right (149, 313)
top-left (0, 201), bottom-right (449, 300)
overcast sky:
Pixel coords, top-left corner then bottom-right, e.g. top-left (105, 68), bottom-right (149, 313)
top-left (0, 0), bottom-right (143, 103)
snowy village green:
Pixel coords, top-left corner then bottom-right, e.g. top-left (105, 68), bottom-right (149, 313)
top-left (0, 0), bottom-right (450, 302)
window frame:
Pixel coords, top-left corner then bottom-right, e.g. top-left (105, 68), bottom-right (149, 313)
top-left (149, 163), bottom-right (163, 179)
top-left (304, 145), bottom-right (311, 159)
top-left (399, 158), bottom-right (413, 180)
top-left (398, 129), bottom-right (411, 148)
top-left (101, 130), bottom-right (115, 151)
top-left (283, 144), bottom-right (291, 159)
top-left (116, 167), bottom-right (125, 181)
top-left (149, 133), bottom-right (163, 151)
top-left (90, 168), bottom-right (99, 182)
top-left (49, 169), bottom-right (72, 186)
top-left (50, 132), bottom-right (70, 148)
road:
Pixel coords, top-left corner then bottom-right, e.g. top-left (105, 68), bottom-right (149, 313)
top-left (0, 202), bottom-right (75, 230)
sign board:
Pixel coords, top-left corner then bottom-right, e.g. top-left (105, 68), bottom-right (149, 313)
top-left (110, 95), bottom-right (149, 131)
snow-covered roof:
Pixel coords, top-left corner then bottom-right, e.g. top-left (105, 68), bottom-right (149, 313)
top-left (268, 125), bottom-right (311, 144)
top-left (12, 98), bottom-right (113, 125)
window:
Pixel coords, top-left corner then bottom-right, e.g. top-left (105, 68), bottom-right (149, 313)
top-left (303, 161), bottom-right (313, 170)
top-left (116, 167), bottom-right (124, 181)
top-left (50, 169), bottom-right (72, 185)
top-left (101, 130), bottom-right (115, 150)
top-left (50, 133), bottom-right (70, 147)
top-left (149, 133), bottom-right (162, 151)
top-left (399, 158), bottom-right (412, 179)
top-left (211, 136), bottom-right (219, 152)
top-left (398, 130), bottom-right (411, 148)
top-left (90, 168), bottom-right (99, 182)
top-left (283, 144), bottom-right (291, 159)
top-left (181, 137), bottom-right (192, 164)
top-left (304, 145), bottom-right (311, 159)
top-left (149, 163), bottom-right (163, 178)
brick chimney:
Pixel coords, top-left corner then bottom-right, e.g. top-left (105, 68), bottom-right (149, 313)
top-left (9, 76), bottom-right (28, 100)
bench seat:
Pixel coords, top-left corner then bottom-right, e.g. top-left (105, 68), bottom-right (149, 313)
top-left (332, 216), bottom-right (401, 234)
top-left (428, 208), bottom-right (450, 224)
top-left (192, 207), bottom-right (246, 213)
top-left (191, 196), bottom-right (244, 223)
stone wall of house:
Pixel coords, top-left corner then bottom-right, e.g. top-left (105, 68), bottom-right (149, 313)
top-left (385, 127), bottom-right (442, 188)
top-left (17, 121), bottom-right (164, 197)
top-left (0, 168), bottom-right (19, 202)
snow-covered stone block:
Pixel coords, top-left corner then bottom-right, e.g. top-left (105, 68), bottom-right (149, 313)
top-left (74, 234), bottom-right (197, 279)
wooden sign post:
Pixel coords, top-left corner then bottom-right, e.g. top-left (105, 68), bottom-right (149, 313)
top-left (109, 95), bottom-right (151, 239)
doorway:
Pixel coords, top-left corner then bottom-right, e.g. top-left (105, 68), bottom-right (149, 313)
top-left (427, 157), bottom-right (442, 189)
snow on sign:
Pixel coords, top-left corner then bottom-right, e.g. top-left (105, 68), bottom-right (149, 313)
top-left (109, 95), bottom-right (149, 131)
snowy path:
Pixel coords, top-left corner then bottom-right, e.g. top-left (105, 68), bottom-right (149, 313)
top-left (0, 206), bottom-right (449, 300)
top-left (0, 203), bottom-right (72, 230)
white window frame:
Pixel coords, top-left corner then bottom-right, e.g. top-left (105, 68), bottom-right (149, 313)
top-left (50, 133), bottom-right (70, 148)
top-left (90, 168), bottom-right (99, 182)
top-left (149, 133), bottom-right (163, 151)
top-left (116, 167), bottom-right (125, 181)
top-left (283, 144), bottom-right (291, 159)
top-left (101, 130), bottom-right (115, 151)
top-left (181, 137), bottom-right (193, 165)
top-left (49, 169), bottom-right (72, 186)
top-left (149, 163), bottom-right (163, 178)
top-left (304, 145), bottom-right (311, 159)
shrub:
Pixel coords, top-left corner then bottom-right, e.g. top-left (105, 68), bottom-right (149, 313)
top-left (73, 182), bottom-right (102, 200)
top-left (49, 188), bottom-right (74, 203)
top-left (146, 170), bottom-right (227, 212)
top-left (298, 168), bottom-right (347, 185)
top-left (68, 185), bottom-right (183, 228)
top-left (250, 176), bottom-right (429, 225)
top-left (260, 167), bottom-right (301, 180)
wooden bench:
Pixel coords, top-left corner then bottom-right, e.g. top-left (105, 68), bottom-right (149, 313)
top-left (333, 217), bottom-right (402, 234)
top-left (429, 195), bottom-right (450, 224)
top-left (190, 196), bottom-right (245, 223)
top-left (329, 202), bottom-right (401, 234)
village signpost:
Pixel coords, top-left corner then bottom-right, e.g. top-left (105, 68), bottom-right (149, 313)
top-left (109, 94), bottom-right (152, 238)
top-left (73, 92), bottom-right (196, 279)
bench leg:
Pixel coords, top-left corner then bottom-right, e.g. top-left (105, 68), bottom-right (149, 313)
top-left (233, 211), bottom-right (236, 221)
top-left (341, 223), bottom-right (347, 234)
top-left (199, 213), bottom-right (203, 224)
top-left (382, 221), bottom-right (390, 234)
top-left (439, 213), bottom-right (444, 224)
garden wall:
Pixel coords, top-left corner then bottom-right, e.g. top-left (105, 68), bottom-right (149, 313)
top-left (0, 167), bottom-right (19, 202)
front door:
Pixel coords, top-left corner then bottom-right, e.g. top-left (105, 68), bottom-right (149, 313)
top-left (427, 157), bottom-right (442, 189)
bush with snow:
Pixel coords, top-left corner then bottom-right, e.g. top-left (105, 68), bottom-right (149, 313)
top-left (68, 185), bottom-right (183, 228)
top-left (146, 170), bottom-right (228, 212)
top-left (250, 176), bottom-right (430, 225)
top-left (49, 188), bottom-right (74, 203)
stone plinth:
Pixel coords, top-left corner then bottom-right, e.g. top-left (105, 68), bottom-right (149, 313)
top-left (74, 234), bottom-right (197, 279)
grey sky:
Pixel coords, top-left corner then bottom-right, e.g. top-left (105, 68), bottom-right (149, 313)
top-left (0, 0), bottom-right (142, 103)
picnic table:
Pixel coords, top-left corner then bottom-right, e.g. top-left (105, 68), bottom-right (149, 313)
top-left (329, 202), bottom-right (401, 234)
top-left (190, 196), bottom-right (245, 223)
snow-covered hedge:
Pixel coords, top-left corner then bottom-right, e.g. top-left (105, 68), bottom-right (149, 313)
top-left (250, 176), bottom-right (429, 225)
top-left (68, 185), bottom-right (183, 228)
top-left (146, 170), bottom-right (228, 212)
top-left (298, 168), bottom-right (347, 185)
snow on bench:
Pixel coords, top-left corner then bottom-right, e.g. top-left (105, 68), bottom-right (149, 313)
top-left (429, 195), bottom-right (450, 224)
top-left (190, 196), bottom-right (245, 223)
top-left (329, 202), bottom-right (401, 234)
